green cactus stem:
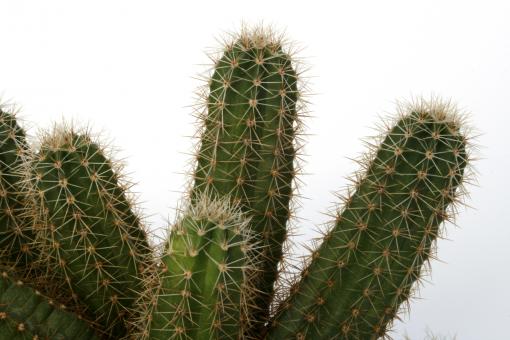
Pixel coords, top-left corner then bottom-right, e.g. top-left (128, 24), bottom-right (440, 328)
top-left (0, 269), bottom-right (100, 340)
top-left (32, 126), bottom-right (153, 337)
top-left (191, 27), bottom-right (302, 330)
top-left (139, 194), bottom-right (259, 340)
top-left (268, 99), bottom-right (470, 339)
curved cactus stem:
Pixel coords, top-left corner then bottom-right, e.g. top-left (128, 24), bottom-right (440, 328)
top-left (268, 99), bottom-right (471, 339)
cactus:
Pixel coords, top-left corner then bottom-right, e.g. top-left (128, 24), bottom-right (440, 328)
top-left (267, 99), bottom-right (469, 339)
top-left (0, 105), bottom-right (35, 267)
top-left (31, 126), bottom-right (153, 337)
top-left (191, 27), bottom-right (301, 330)
top-left (0, 268), bottom-right (100, 339)
top-left (0, 27), bottom-right (474, 340)
top-left (138, 194), bottom-right (259, 339)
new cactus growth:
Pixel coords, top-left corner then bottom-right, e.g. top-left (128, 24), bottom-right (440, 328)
top-left (140, 195), bottom-right (259, 339)
top-left (31, 126), bottom-right (153, 337)
top-left (192, 28), bottom-right (301, 330)
top-left (0, 268), bottom-right (100, 339)
top-left (0, 26), bottom-right (474, 340)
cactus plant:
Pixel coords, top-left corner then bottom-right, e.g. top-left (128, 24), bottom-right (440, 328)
top-left (0, 26), bottom-right (473, 340)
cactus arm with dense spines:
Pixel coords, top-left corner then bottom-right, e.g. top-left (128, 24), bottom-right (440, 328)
top-left (192, 31), bottom-right (299, 330)
top-left (268, 102), bottom-right (468, 339)
top-left (32, 130), bottom-right (152, 337)
top-left (0, 270), bottom-right (100, 340)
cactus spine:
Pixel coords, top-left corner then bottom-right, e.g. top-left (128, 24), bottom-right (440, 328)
top-left (268, 100), bottom-right (469, 339)
top-left (141, 195), bottom-right (258, 339)
top-left (32, 126), bottom-right (152, 337)
top-left (192, 28), bottom-right (301, 330)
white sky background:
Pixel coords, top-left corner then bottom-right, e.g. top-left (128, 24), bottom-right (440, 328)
top-left (1, 0), bottom-right (509, 338)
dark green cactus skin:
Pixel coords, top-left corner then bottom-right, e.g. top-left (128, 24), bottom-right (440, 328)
top-left (0, 270), bottom-right (99, 340)
top-left (192, 34), bottom-right (299, 329)
top-left (33, 131), bottom-right (152, 337)
top-left (0, 108), bottom-right (35, 267)
top-left (145, 196), bottom-right (256, 340)
top-left (268, 110), bottom-right (467, 339)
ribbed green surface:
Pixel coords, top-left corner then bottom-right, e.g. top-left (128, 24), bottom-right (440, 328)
top-left (0, 108), bottom-right (34, 267)
top-left (0, 270), bottom-right (99, 340)
top-left (268, 109), bottom-right (467, 339)
top-left (192, 34), bottom-right (298, 329)
top-left (33, 131), bottom-right (152, 337)
top-left (146, 196), bottom-right (255, 340)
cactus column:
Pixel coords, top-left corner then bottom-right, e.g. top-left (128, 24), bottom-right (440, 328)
top-left (32, 127), bottom-right (152, 337)
top-left (268, 100), bottom-right (469, 339)
top-left (192, 29), bottom-right (300, 331)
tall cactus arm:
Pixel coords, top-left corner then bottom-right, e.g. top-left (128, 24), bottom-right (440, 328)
top-left (268, 99), bottom-right (471, 339)
top-left (191, 27), bottom-right (303, 331)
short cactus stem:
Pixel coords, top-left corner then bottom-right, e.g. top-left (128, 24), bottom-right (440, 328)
top-left (268, 99), bottom-right (470, 339)
top-left (141, 194), bottom-right (259, 340)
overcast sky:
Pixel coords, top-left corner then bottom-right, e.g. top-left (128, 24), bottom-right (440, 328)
top-left (1, 1), bottom-right (509, 339)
